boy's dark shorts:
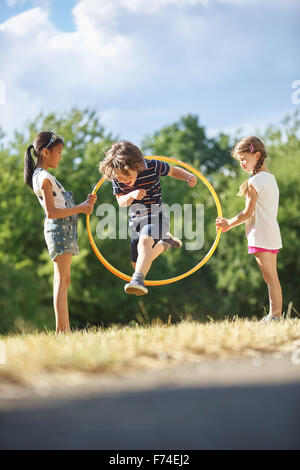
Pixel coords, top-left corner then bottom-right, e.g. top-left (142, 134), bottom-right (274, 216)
top-left (130, 210), bottom-right (170, 263)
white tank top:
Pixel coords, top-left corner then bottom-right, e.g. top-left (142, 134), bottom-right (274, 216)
top-left (32, 168), bottom-right (67, 211)
top-left (246, 172), bottom-right (282, 249)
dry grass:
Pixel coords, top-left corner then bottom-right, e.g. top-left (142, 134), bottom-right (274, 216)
top-left (0, 319), bottom-right (299, 387)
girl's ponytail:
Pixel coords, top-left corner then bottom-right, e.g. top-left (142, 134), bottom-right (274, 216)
top-left (237, 180), bottom-right (249, 197)
top-left (24, 144), bottom-right (36, 189)
top-left (23, 131), bottom-right (64, 190)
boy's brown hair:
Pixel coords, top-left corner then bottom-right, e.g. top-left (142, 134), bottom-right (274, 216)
top-left (232, 136), bottom-right (268, 197)
top-left (99, 141), bottom-right (145, 179)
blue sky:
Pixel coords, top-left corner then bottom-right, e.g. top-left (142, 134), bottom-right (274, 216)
top-left (0, 0), bottom-right (299, 145)
top-left (0, 0), bottom-right (77, 31)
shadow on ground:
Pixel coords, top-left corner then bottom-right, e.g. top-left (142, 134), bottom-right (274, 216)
top-left (0, 382), bottom-right (299, 450)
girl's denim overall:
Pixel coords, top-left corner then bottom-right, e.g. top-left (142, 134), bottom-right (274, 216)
top-left (44, 190), bottom-right (79, 261)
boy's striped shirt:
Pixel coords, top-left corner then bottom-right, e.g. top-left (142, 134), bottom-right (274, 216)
top-left (112, 159), bottom-right (170, 214)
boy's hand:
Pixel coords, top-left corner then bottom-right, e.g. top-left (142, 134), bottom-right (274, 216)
top-left (187, 174), bottom-right (197, 187)
top-left (216, 217), bottom-right (230, 232)
top-left (131, 189), bottom-right (147, 200)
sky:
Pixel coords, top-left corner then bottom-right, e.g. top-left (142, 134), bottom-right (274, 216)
top-left (0, 0), bottom-right (299, 145)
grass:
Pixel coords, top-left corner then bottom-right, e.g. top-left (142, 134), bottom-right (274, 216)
top-left (0, 319), bottom-right (299, 387)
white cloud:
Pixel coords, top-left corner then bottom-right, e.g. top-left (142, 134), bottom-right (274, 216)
top-left (5, 0), bottom-right (27, 6)
top-left (0, 6), bottom-right (51, 36)
top-left (0, 0), bottom-right (298, 140)
top-left (4, 0), bottom-right (50, 6)
top-left (0, 3), bottom-right (153, 135)
top-left (206, 108), bottom-right (293, 140)
top-left (120, 0), bottom-right (204, 14)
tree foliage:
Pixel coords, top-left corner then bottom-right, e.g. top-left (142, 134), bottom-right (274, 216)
top-left (0, 109), bottom-right (299, 333)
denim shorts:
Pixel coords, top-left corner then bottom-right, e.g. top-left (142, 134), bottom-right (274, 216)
top-left (129, 203), bottom-right (170, 263)
top-left (44, 191), bottom-right (79, 261)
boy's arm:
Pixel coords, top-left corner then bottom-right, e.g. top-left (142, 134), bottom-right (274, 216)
top-left (116, 192), bottom-right (135, 207)
top-left (116, 189), bottom-right (147, 207)
top-left (168, 166), bottom-right (197, 187)
top-left (216, 185), bottom-right (258, 232)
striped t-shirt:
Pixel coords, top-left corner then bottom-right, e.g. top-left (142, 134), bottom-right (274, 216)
top-left (112, 158), bottom-right (170, 217)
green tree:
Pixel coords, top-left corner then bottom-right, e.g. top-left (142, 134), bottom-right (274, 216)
top-left (0, 109), bottom-right (299, 334)
top-left (142, 113), bottom-right (231, 173)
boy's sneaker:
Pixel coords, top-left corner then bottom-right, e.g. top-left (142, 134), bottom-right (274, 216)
top-left (162, 232), bottom-right (182, 251)
top-left (124, 278), bottom-right (148, 296)
top-left (259, 314), bottom-right (282, 324)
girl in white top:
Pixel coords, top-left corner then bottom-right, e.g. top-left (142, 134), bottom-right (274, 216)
top-left (216, 136), bottom-right (282, 322)
top-left (24, 131), bottom-right (97, 333)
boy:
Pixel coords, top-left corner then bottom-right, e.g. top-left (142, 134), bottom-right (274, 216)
top-left (99, 141), bottom-right (197, 295)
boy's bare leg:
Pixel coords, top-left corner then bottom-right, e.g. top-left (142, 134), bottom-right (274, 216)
top-left (131, 240), bottom-right (164, 271)
top-left (151, 240), bottom-right (165, 262)
top-left (135, 235), bottom-right (156, 277)
top-left (131, 237), bottom-right (176, 272)
top-left (125, 236), bottom-right (155, 295)
top-left (126, 233), bottom-right (181, 295)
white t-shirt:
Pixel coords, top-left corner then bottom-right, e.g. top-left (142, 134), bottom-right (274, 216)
top-left (245, 171), bottom-right (282, 249)
top-left (32, 168), bottom-right (67, 211)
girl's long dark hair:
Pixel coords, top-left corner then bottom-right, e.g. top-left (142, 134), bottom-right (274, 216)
top-left (24, 131), bottom-right (64, 189)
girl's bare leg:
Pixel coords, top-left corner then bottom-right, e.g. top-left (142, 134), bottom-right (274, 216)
top-left (254, 252), bottom-right (282, 317)
top-left (53, 253), bottom-right (72, 333)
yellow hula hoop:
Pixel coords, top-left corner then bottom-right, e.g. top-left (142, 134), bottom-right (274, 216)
top-left (86, 156), bottom-right (222, 286)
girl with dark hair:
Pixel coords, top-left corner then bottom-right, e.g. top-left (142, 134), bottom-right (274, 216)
top-left (216, 136), bottom-right (282, 323)
top-left (24, 131), bottom-right (97, 333)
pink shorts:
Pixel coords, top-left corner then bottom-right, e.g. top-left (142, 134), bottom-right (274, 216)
top-left (248, 246), bottom-right (279, 254)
